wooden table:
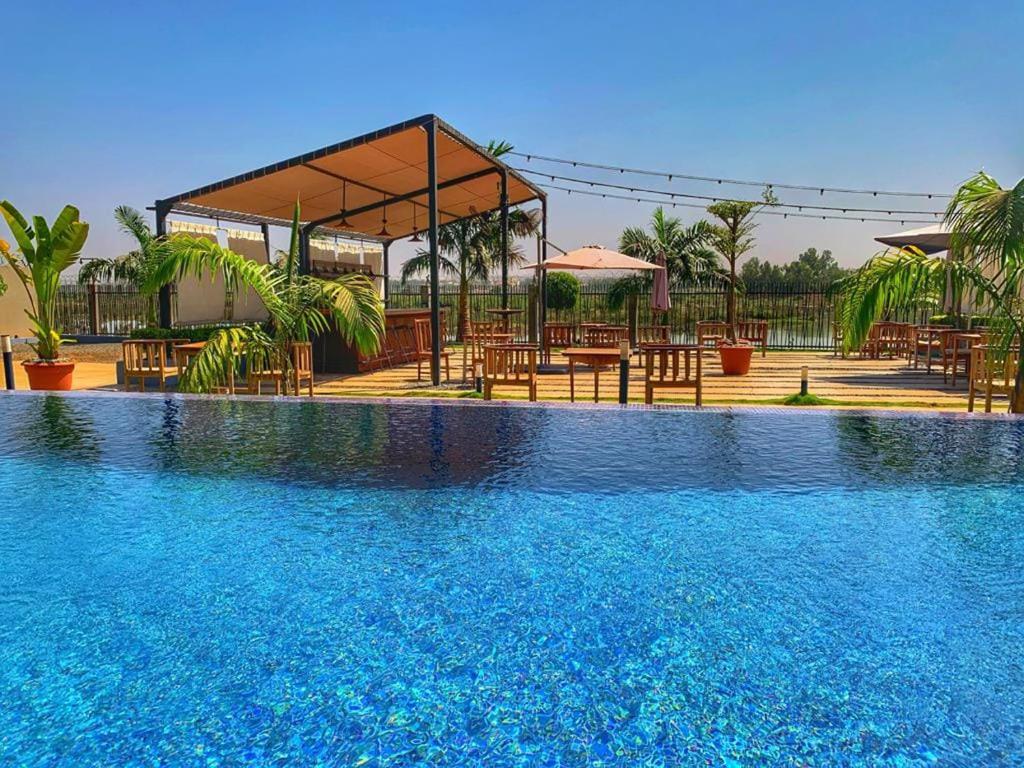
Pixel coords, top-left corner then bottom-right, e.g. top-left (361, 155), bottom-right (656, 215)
top-left (950, 332), bottom-right (984, 387)
top-left (485, 308), bottom-right (523, 333)
top-left (173, 341), bottom-right (206, 376)
top-left (563, 347), bottom-right (621, 403)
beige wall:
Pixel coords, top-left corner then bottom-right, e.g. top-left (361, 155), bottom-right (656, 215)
top-left (0, 266), bottom-right (34, 337)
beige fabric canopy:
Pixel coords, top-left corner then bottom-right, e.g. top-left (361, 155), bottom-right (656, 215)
top-left (526, 246), bottom-right (662, 271)
top-left (160, 115), bottom-right (543, 241)
top-left (875, 224), bottom-right (951, 255)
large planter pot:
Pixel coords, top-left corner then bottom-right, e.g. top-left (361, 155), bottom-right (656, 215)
top-left (23, 360), bottom-right (75, 391)
top-left (718, 345), bottom-right (753, 376)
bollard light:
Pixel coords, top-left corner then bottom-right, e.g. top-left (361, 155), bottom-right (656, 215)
top-left (619, 340), bottom-right (630, 404)
top-left (2, 335), bottom-right (14, 390)
top-left (474, 362), bottom-right (483, 394)
top-left (800, 365), bottom-right (809, 397)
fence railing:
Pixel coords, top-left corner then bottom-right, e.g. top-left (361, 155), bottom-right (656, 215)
top-left (50, 280), bottom-right (933, 350)
top-left (387, 281), bottom-right (935, 350)
top-left (54, 284), bottom-right (176, 336)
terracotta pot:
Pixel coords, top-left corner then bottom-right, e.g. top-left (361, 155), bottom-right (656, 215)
top-left (718, 345), bottom-right (753, 376)
top-left (23, 360), bottom-right (75, 391)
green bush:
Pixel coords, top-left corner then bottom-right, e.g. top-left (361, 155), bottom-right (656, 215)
top-left (128, 323), bottom-right (260, 342)
top-left (927, 313), bottom-right (996, 329)
top-left (546, 272), bottom-right (580, 313)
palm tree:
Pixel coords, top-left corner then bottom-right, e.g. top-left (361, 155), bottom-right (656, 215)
top-left (400, 140), bottom-right (540, 340)
top-left (608, 207), bottom-right (718, 312)
top-left (78, 206), bottom-right (167, 324)
top-left (835, 171), bottom-right (1024, 411)
top-left (144, 202), bottom-right (384, 394)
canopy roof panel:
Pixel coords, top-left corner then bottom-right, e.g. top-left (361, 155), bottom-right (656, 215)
top-left (160, 115), bottom-right (544, 241)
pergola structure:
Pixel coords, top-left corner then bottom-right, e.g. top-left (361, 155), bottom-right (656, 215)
top-left (154, 114), bottom-right (547, 384)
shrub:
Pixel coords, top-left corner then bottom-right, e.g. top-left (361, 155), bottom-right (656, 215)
top-left (546, 272), bottom-right (580, 314)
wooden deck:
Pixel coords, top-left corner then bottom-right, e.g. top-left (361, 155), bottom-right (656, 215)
top-left (314, 349), bottom-right (989, 411)
top-left (8, 343), bottom-right (1003, 411)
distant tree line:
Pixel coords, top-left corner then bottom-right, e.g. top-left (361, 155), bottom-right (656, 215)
top-left (740, 247), bottom-right (851, 286)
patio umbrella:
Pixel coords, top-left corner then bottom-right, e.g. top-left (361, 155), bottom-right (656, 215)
top-left (875, 223), bottom-right (957, 311)
top-left (526, 245), bottom-right (662, 271)
top-left (651, 252), bottom-right (671, 312)
top-left (874, 224), bottom-right (951, 255)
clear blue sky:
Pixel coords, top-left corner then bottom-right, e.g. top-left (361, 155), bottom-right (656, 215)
top-left (5, 0), bottom-right (1022, 271)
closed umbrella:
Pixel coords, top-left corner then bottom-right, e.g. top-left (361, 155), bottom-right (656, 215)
top-left (651, 253), bottom-right (671, 313)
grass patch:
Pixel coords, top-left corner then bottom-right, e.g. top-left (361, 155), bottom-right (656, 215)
top-left (781, 392), bottom-right (836, 406)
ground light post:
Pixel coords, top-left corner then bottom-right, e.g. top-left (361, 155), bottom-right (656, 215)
top-left (2, 335), bottom-right (14, 390)
top-left (619, 340), bottom-right (630, 404)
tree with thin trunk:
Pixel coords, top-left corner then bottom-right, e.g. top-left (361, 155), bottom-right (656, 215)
top-left (706, 189), bottom-right (777, 340)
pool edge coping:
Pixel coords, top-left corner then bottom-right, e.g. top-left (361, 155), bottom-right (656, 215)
top-left (1, 388), bottom-right (1020, 421)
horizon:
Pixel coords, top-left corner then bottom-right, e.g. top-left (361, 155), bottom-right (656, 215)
top-left (5, 0), bottom-right (1022, 275)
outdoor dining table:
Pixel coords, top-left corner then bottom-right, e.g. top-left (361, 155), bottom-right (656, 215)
top-left (484, 308), bottom-right (523, 333)
top-left (563, 347), bottom-right (621, 403)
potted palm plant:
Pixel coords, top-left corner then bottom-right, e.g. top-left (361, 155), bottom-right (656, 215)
top-left (0, 202), bottom-right (89, 390)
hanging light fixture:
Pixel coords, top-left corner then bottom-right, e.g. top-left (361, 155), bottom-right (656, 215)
top-left (377, 193), bottom-right (391, 237)
top-left (409, 202), bottom-right (422, 242)
top-left (337, 181), bottom-right (353, 229)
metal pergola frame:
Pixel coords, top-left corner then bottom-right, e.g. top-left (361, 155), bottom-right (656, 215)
top-left (152, 114), bottom-right (547, 385)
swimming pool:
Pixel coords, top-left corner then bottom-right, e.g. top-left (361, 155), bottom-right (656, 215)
top-left (1, 393), bottom-right (1022, 766)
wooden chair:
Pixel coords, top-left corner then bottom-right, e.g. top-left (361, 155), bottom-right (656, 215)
top-left (736, 320), bottom-right (769, 357)
top-left (862, 321), bottom-right (912, 360)
top-left (122, 340), bottom-right (176, 392)
top-left (463, 321), bottom-right (511, 379)
top-left (644, 344), bottom-right (702, 406)
top-left (584, 325), bottom-right (628, 347)
top-left (636, 324), bottom-right (670, 363)
top-left (542, 322), bottom-right (574, 364)
top-left (912, 325), bottom-right (952, 372)
top-left (247, 348), bottom-right (287, 395)
top-left (290, 342), bottom-right (314, 397)
top-left (968, 344), bottom-right (1020, 413)
top-left (413, 317), bottom-right (451, 382)
top-left (696, 321), bottom-right (728, 351)
top-left (483, 344), bottom-right (538, 401)
top-left (577, 322), bottom-right (607, 343)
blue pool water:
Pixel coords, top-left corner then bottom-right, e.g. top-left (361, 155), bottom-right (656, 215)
top-left (1, 394), bottom-right (1023, 767)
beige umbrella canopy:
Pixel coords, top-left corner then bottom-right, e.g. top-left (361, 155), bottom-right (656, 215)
top-left (874, 224), bottom-right (951, 255)
top-left (526, 245), bottom-right (662, 271)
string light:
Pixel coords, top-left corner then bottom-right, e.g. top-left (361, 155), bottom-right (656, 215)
top-left (514, 168), bottom-right (944, 217)
top-left (511, 151), bottom-right (951, 199)
top-left (537, 182), bottom-right (930, 226)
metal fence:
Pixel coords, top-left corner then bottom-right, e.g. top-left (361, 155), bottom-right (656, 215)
top-left (54, 284), bottom-right (175, 336)
top-left (51, 280), bottom-right (933, 349)
top-left (387, 281), bottom-right (935, 350)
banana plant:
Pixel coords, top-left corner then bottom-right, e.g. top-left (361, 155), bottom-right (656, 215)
top-left (144, 201), bottom-right (384, 394)
top-left (0, 202), bottom-right (90, 360)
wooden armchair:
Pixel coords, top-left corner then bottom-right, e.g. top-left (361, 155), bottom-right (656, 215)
top-left (463, 321), bottom-right (512, 379)
top-left (583, 325), bottom-right (628, 347)
top-left (644, 344), bottom-right (702, 406)
top-left (483, 344), bottom-right (538, 402)
top-left (290, 342), bottom-right (314, 397)
top-left (247, 348), bottom-right (287, 395)
top-left (122, 340), bottom-right (176, 392)
top-left (542, 322), bottom-right (574, 364)
top-left (413, 317), bottom-right (451, 382)
top-left (636, 324), bottom-right (670, 363)
top-left (968, 344), bottom-right (1020, 413)
top-left (696, 320), bottom-right (767, 356)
